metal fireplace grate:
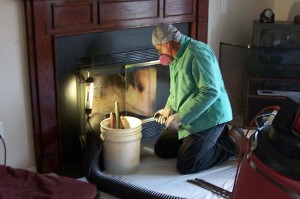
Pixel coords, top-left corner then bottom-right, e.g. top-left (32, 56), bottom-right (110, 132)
top-left (75, 48), bottom-right (159, 75)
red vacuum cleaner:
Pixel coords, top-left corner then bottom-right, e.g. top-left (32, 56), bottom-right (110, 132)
top-left (232, 97), bottom-right (300, 199)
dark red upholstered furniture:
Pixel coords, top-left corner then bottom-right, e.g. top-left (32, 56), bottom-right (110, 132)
top-left (0, 165), bottom-right (97, 199)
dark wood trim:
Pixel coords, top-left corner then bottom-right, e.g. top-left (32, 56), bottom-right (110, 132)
top-left (23, 0), bottom-right (208, 173)
top-left (196, 0), bottom-right (209, 42)
top-left (24, 0), bottom-right (43, 171)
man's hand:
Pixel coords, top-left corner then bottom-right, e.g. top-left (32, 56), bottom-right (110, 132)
top-left (154, 108), bottom-right (173, 125)
top-left (165, 114), bottom-right (181, 130)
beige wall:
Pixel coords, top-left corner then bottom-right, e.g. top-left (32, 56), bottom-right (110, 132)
top-left (274, 0), bottom-right (300, 21)
top-left (0, 0), bottom-right (299, 170)
top-left (0, 0), bottom-right (35, 169)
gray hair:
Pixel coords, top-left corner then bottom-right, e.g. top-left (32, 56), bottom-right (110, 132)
top-left (152, 24), bottom-right (182, 46)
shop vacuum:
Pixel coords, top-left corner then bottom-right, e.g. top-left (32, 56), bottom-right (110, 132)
top-left (232, 97), bottom-right (300, 199)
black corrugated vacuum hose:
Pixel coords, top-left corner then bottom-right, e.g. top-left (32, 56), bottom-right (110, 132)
top-left (83, 132), bottom-right (185, 199)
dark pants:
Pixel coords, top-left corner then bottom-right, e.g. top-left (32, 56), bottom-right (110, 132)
top-left (154, 123), bottom-right (235, 174)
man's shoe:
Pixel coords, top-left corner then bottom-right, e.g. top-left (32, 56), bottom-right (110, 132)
top-left (227, 126), bottom-right (247, 155)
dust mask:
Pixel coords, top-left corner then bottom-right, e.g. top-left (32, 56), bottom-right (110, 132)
top-left (159, 54), bottom-right (172, 66)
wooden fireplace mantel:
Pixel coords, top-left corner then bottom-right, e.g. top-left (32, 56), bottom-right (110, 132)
top-left (23, 0), bottom-right (208, 173)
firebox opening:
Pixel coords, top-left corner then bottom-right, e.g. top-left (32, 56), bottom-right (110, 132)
top-left (78, 61), bottom-right (170, 142)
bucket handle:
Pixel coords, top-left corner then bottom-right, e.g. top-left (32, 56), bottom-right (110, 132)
top-left (100, 133), bottom-right (107, 142)
top-left (255, 112), bottom-right (277, 130)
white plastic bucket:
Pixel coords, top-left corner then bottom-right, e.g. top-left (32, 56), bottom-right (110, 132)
top-left (100, 116), bottom-right (142, 175)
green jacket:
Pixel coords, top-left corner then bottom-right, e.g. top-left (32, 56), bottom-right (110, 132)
top-left (166, 35), bottom-right (233, 139)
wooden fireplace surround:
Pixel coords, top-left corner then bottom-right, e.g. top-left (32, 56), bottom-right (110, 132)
top-left (24, 0), bottom-right (208, 173)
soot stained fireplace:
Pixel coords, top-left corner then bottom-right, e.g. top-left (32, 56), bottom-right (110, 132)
top-left (23, 0), bottom-right (208, 174)
top-left (56, 24), bottom-right (189, 176)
